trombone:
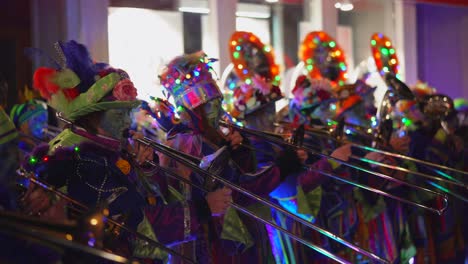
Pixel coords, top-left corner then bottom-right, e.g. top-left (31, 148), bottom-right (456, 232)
top-left (53, 113), bottom-right (386, 263)
top-left (15, 169), bottom-right (197, 264)
top-left (135, 137), bottom-right (390, 264)
top-left (275, 120), bottom-right (468, 189)
top-left (0, 210), bottom-right (132, 264)
top-left (219, 120), bottom-right (449, 214)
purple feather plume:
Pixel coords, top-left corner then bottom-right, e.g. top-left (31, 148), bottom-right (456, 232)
top-left (58, 40), bottom-right (97, 93)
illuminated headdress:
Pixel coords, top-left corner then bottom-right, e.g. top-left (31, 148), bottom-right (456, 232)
top-left (159, 51), bottom-right (222, 111)
top-left (299, 31), bottom-right (348, 87)
top-left (223, 31), bottom-right (282, 120)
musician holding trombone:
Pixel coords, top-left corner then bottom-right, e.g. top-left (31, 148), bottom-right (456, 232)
top-left (19, 41), bottom-right (232, 263)
top-left (156, 51), bottom-right (308, 263)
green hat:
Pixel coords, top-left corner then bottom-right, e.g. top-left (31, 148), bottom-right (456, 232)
top-left (32, 40), bottom-right (140, 121)
top-left (9, 100), bottom-right (47, 128)
top-left (0, 106), bottom-right (18, 145)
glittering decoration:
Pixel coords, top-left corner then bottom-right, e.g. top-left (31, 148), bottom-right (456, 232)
top-left (159, 52), bottom-right (222, 110)
top-left (299, 31), bottom-right (348, 86)
top-left (224, 31), bottom-right (282, 119)
top-left (371, 33), bottom-right (400, 78)
top-left (410, 81), bottom-right (437, 99)
top-left (144, 97), bottom-right (182, 132)
top-left (115, 158), bottom-right (131, 175)
top-left (393, 99), bottom-right (424, 130)
top-left (29, 156), bottom-right (38, 165)
top-left (288, 75), bottom-right (337, 127)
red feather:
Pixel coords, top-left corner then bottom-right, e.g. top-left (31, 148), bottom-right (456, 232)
top-left (33, 67), bottom-right (59, 99)
top-left (62, 87), bottom-right (80, 100)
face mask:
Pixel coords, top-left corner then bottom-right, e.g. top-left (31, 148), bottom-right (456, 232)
top-left (202, 99), bottom-right (223, 128)
top-left (99, 109), bottom-right (132, 141)
top-left (27, 112), bottom-right (48, 139)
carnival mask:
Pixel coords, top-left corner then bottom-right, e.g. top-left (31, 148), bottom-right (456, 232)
top-left (26, 111), bottom-right (48, 140)
top-left (202, 98), bottom-right (223, 128)
top-left (99, 108), bottom-right (132, 142)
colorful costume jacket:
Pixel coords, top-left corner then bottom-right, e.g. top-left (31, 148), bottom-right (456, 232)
top-left (165, 131), bottom-right (285, 264)
top-left (24, 129), bottom-right (211, 263)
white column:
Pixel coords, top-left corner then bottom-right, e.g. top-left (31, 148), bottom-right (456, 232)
top-left (32, 0), bottom-right (110, 65)
top-left (207, 0), bottom-right (237, 76)
top-left (394, 0), bottom-right (418, 85)
top-left (271, 3), bottom-right (285, 76)
top-left (304, 0), bottom-right (338, 38)
top-left (31, 0), bottom-right (67, 69)
top-left (65, 0), bottom-right (110, 62)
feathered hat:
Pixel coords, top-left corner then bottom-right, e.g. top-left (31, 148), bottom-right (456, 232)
top-left (30, 40), bottom-right (140, 121)
top-left (159, 51), bottom-right (222, 111)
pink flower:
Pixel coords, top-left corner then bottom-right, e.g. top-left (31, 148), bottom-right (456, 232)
top-left (113, 79), bottom-right (138, 101)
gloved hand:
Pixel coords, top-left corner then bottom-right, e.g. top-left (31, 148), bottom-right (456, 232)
top-left (275, 147), bottom-right (303, 180)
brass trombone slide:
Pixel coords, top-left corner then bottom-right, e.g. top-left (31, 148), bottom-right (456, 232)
top-left (275, 121), bottom-right (468, 189)
top-left (141, 157), bottom-right (352, 264)
top-left (221, 121), bottom-right (448, 215)
top-left (0, 211), bottom-right (131, 264)
top-left (285, 124), bottom-right (468, 204)
top-left (278, 120), bottom-right (468, 178)
top-left (16, 169), bottom-right (196, 264)
top-left (136, 137), bottom-right (392, 264)
top-left (53, 112), bottom-right (388, 262)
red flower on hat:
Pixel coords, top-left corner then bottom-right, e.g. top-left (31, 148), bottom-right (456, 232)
top-left (33, 67), bottom-right (59, 99)
top-left (113, 79), bottom-right (138, 101)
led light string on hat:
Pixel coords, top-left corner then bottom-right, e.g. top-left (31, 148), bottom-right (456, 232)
top-left (229, 31), bottom-right (281, 87)
top-left (299, 31), bottom-right (348, 87)
top-left (371, 33), bottom-right (400, 78)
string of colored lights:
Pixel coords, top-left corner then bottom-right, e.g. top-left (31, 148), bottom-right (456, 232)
top-left (229, 31), bottom-right (281, 86)
top-left (299, 31), bottom-right (348, 87)
top-left (371, 33), bottom-right (401, 79)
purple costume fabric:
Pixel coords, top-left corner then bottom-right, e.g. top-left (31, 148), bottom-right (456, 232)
top-left (23, 132), bottom-right (211, 261)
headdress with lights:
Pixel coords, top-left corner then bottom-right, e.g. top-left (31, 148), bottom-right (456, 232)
top-left (371, 33), bottom-right (400, 78)
top-left (299, 31), bottom-right (348, 87)
top-left (223, 31), bottom-right (282, 120)
top-left (159, 51), bottom-right (222, 111)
